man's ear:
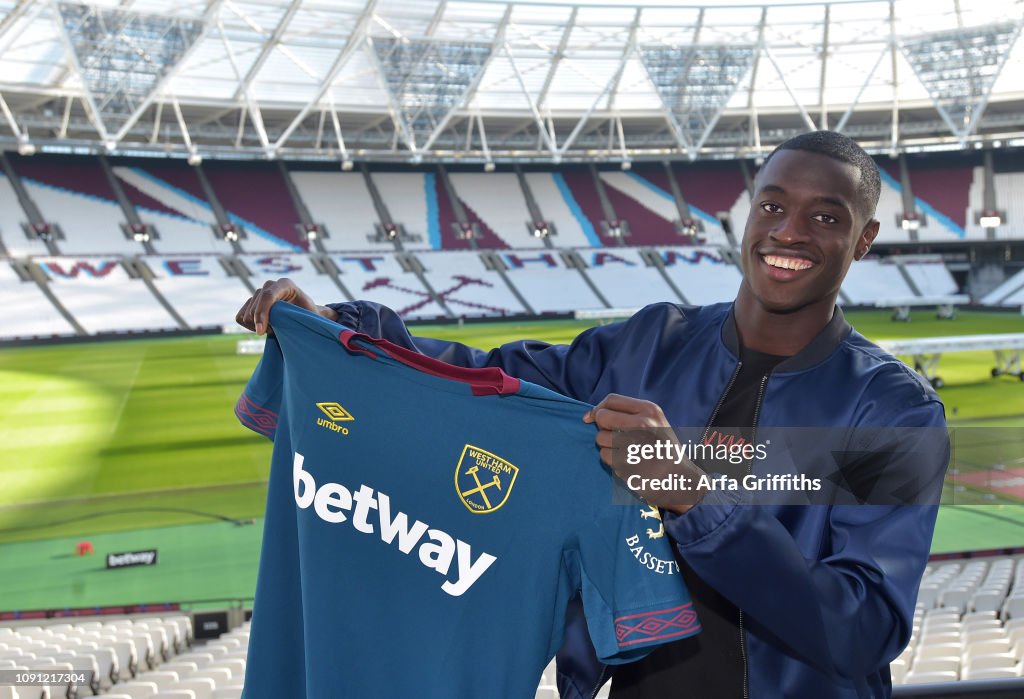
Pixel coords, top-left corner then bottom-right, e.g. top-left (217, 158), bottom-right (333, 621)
top-left (854, 220), bottom-right (880, 260)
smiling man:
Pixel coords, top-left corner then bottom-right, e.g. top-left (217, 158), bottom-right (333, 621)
top-left (237, 131), bottom-right (949, 698)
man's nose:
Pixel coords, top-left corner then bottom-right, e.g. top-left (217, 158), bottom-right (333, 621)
top-left (769, 215), bottom-right (811, 245)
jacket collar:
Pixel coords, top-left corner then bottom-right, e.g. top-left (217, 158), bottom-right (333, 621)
top-left (720, 303), bottom-right (853, 373)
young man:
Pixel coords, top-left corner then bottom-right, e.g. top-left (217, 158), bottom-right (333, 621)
top-left (237, 131), bottom-right (948, 697)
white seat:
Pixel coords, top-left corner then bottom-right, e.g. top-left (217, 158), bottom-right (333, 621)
top-left (206, 660), bottom-right (245, 680)
top-left (150, 693), bottom-right (196, 699)
top-left (192, 668), bottom-right (231, 687)
top-left (211, 689), bottom-right (242, 699)
top-left (964, 609), bottom-right (1000, 623)
top-left (965, 638), bottom-right (1013, 658)
top-left (26, 660), bottom-right (75, 697)
top-left (160, 662), bottom-right (198, 678)
top-left (173, 653), bottom-right (214, 669)
top-left (162, 618), bottom-right (194, 647)
top-left (921, 621), bottom-right (960, 635)
top-left (912, 657), bottom-right (960, 674)
top-left (915, 643), bottom-right (961, 661)
top-left (108, 639), bottom-right (139, 679)
top-left (964, 666), bottom-right (1021, 680)
top-left (86, 646), bottom-right (119, 687)
top-left (1003, 596), bottom-right (1024, 619)
top-left (136, 670), bottom-right (180, 689)
top-left (965, 628), bottom-right (1007, 644)
top-left (110, 680), bottom-right (159, 699)
top-left (904, 670), bottom-right (958, 684)
top-left (965, 653), bottom-right (1018, 672)
top-left (197, 645), bottom-right (228, 658)
top-left (121, 633), bottom-right (156, 670)
top-left (169, 677), bottom-right (215, 699)
top-left (918, 632), bottom-right (959, 646)
top-left (963, 618), bottom-right (1003, 632)
top-left (147, 623), bottom-right (183, 655)
top-left (50, 651), bottom-right (101, 694)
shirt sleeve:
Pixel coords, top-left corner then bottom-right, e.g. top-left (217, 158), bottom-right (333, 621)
top-left (234, 334), bottom-right (284, 441)
top-left (570, 496), bottom-right (701, 664)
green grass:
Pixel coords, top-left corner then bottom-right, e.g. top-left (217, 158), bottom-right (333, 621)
top-left (0, 309), bottom-right (1022, 610)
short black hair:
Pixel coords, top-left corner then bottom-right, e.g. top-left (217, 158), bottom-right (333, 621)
top-left (761, 130), bottom-right (881, 220)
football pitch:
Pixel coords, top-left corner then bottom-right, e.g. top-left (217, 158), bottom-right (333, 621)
top-left (1, 309), bottom-right (1023, 612)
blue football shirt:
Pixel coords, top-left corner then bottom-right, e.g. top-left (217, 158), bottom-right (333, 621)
top-left (236, 302), bottom-right (699, 698)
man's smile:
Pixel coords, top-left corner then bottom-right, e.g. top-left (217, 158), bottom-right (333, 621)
top-left (762, 254), bottom-right (815, 271)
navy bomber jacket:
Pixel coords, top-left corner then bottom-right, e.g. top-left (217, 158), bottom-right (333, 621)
top-left (327, 300), bottom-right (949, 699)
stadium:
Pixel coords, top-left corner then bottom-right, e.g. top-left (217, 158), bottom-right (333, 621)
top-left (0, 0), bottom-right (1023, 696)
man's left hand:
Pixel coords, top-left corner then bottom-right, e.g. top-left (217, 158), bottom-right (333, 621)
top-left (584, 393), bottom-right (707, 514)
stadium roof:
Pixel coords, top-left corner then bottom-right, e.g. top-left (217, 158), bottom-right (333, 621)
top-left (0, 0), bottom-right (1022, 164)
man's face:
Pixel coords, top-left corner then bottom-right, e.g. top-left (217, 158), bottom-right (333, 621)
top-left (740, 149), bottom-right (879, 314)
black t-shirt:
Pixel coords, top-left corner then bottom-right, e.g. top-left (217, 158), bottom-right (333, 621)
top-left (610, 345), bottom-right (788, 699)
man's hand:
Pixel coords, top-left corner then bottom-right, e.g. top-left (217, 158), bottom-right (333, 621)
top-left (584, 393), bottom-right (707, 514)
top-left (235, 278), bottom-right (339, 335)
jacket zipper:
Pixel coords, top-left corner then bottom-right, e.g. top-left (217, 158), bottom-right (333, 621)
top-left (593, 361), bottom-right (752, 699)
top-left (701, 361), bottom-right (743, 443)
top-left (738, 373), bottom-right (770, 699)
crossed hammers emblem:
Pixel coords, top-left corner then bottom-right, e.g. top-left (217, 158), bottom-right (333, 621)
top-left (460, 465), bottom-right (503, 510)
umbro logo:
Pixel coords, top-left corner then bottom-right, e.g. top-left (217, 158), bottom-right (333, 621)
top-left (316, 401), bottom-right (354, 435)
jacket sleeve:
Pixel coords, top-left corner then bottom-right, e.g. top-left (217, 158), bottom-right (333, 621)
top-left (326, 300), bottom-right (631, 401)
top-left (662, 397), bottom-right (948, 680)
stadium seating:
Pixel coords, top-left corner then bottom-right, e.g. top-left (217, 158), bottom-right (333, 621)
top-left (371, 172), bottom-right (437, 250)
top-left (496, 250), bottom-right (605, 313)
top-left (333, 252), bottom-right (448, 319)
top-left (287, 171), bottom-right (393, 253)
top-left (0, 261), bottom-right (76, 340)
top-left (1, 615), bottom-right (622, 697)
top-left (448, 172), bottom-right (534, 249)
top-left (598, 170), bottom-right (698, 246)
top-left (112, 166), bottom-right (235, 255)
top-left (619, 165), bottom-right (735, 247)
top-left (839, 259), bottom-right (916, 305)
top-left (0, 615), bottom-right (196, 696)
top-left (201, 163), bottom-right (306, 253)
top-left (522, 172), bottom-right (602, 248)
top-left (894, 557), bottom-right (1024, 686)
top-left (982, 268), bottom-right (1024, 307)
top-left (654, 247), bottom-right (744, 306)
top-left (417, 250), bottom-right (526, 316)
top-left (966, 170), bottom-right (1024, 240)
top-left (0, 173), bottom-right (50, 258)
top-left (579, 247), bottom-right (685, 308)
top-left (12, 158), bottom-right (148, 256)
top-left (902, 258), bottom-right (960, 297)
top-left (142, 256), bottom-right (253, 330)
top-left (2, 154), bottom-right (1022, 342)
top-left (35, 257), bottom-right (180, 335)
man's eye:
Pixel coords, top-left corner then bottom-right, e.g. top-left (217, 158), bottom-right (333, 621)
top-left (814, 214), bottom-right (839, 224)
top-left (760, 202), bottom-right (782, 214)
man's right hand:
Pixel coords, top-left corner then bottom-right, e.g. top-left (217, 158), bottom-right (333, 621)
top-left (235, 278), bottom-right (339, 335)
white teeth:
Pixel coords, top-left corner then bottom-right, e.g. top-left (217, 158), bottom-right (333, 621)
top-left (764, 255), bottom-right (813, 271)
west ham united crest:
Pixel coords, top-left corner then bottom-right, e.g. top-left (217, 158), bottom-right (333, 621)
top-left (455, 444), bottom-right (519, 514)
